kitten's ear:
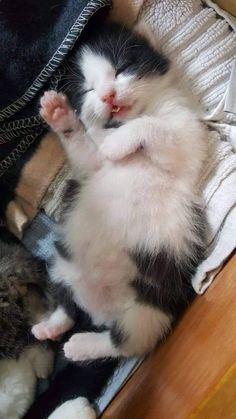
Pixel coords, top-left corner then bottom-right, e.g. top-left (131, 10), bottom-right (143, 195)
top-left (133, 22), bottom-right (159, 50)
top-left (100, 131), bottom-right (142, 161)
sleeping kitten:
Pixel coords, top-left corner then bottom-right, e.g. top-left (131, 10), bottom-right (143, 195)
top-left (32, 21), bottom-right (207, 416)
top-left (0, 228), bottom-right (54, 419)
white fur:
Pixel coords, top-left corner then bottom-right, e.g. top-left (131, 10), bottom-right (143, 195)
top-left (0, 345), bottom-right (54, 419)
top-left (36, 30), bottom-right (207, 362)
top-left (48, 397), bottom-right (96, 419)
top-left (64, 331), bottom-right (119, 361)
top-left (32, 306), bottom-right (74, 341)
top-left (64, 305), bottom-right (170, 361)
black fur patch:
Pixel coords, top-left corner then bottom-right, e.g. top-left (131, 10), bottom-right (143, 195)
top-left (131, 206), bottom-right (206, 318)
top-left (48, 280), bottom-right (79, 322)
top-left (63, 179), bottom-right (80, 205)
top-left (60, 178), bottom-right (80, 219)
top-left (110, 323), bottom-right (127, 347)
top-left (104, 119), bottom-right (122, 129)
top-left (131, 250), bottom-right (197, 319)
top-left (84, 23), bottom-right (170, 77)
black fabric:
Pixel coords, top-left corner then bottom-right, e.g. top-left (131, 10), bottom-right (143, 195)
top-left (0, 0), bottom-right (112, 222)
top-left (0, 0), bottom-right (111, 113)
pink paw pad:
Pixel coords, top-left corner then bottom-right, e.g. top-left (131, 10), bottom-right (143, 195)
top-left (40, 91), bottom-right (70, 128)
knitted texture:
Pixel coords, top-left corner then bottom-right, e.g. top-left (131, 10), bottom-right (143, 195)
top-left (134, 0), bottom-right (236, 292)
top-left (111, 0), bottom-right (144, 25)
top-left (138, 0), bottom-right (236, 122)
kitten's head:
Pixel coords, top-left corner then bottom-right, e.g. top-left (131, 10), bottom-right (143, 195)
top-left (66, 23), bottom-right (170, 128)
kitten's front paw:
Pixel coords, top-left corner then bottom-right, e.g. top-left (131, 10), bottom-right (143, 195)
top-left (40, 91), bottom-right (79, 134)
top-left (64, 333), bottom-right (97, 362)
top-left (99, 133), bottom-right (124, 161)
top-left (40, 91), bottom-right (68, 125)
top-left (100, 128), bottom-right (141, 161)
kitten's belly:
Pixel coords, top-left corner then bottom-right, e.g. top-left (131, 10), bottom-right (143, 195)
top-left (69, 162), bottom-right (174, 252)
top-left (69, 247), bottom-right (137, 324)
top-left (63, 162), bottom-right (187, 321)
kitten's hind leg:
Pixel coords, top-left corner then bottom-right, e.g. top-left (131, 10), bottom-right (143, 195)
top-left (40, 91), bottom-right (80, 137)
top-left (64, 304), bottom-right (171, 361)
top-left (32, 306), bottom-right (75, 341)
top-left (64, 331), bottom-right (119, 362)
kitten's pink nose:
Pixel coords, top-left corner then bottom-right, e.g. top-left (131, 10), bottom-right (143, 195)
top-left (101, 89), bottom-right (116, 106)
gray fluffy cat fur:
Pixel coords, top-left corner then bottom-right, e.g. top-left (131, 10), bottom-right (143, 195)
top-left (0, 230), bottom-right (54, 419)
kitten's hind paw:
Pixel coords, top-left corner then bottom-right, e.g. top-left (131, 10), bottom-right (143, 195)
top-left (32, 320), bottom-right (72, 341)
top-left (40, 90), bottom-right (79, 135)
top-left (48, 397), bottom-right (96, 419)
top-left (32, 321), bottom-right (61, 341)
top-left (32, 307), bottom-right (75, 341)
top-left (63, 331), bottom-right (118, 361)
top-left (63, 333), bottom-right (95, 362)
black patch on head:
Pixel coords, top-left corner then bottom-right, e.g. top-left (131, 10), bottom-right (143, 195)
top-left (64, 22), bottom-right (170, 113)
top-left (131, 206), bottom-right (206, 319)
top-left (83, 23), bottom-right (170, 78)
top-left (110, 323), bottom-right (127, 347)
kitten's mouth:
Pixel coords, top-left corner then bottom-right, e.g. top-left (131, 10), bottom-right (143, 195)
top-left (111, 104), bottom-right (132, 116)
top-left (111, 105), bottom-right (121, 113)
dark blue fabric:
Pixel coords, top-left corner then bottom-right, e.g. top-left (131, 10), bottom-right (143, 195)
top-left (0, 0), bottom-right (111, 223)
top-left (0, 0), bottom-right (111, 114)
top-left (0, 1), bottom-right (111, 164)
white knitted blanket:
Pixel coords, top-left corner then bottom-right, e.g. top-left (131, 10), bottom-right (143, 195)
top-left (112, 0), bottom-right (236, 293)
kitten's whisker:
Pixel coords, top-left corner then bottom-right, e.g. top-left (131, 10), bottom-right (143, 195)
top-left (64, 60), bottom-right (81, 78)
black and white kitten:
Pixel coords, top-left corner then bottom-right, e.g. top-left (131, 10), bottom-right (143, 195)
top-left (32, 22), bottom-right (207, 417)
top-left (0, 228), bottom-right (54, 419)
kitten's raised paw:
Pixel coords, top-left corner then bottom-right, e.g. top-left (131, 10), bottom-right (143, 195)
top-left (40, 91), bottom-right (68, 123)
top-left (40, 90), bottom-right (78, 134)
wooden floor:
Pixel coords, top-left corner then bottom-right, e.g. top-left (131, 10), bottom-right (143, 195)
top-left (102, 253), bottom-right (236, 419)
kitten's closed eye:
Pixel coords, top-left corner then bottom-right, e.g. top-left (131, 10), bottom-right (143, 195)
top-left (83, 88), bottom-right (94, 94)
top-left (116, 62), bottom-right (133, 77)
